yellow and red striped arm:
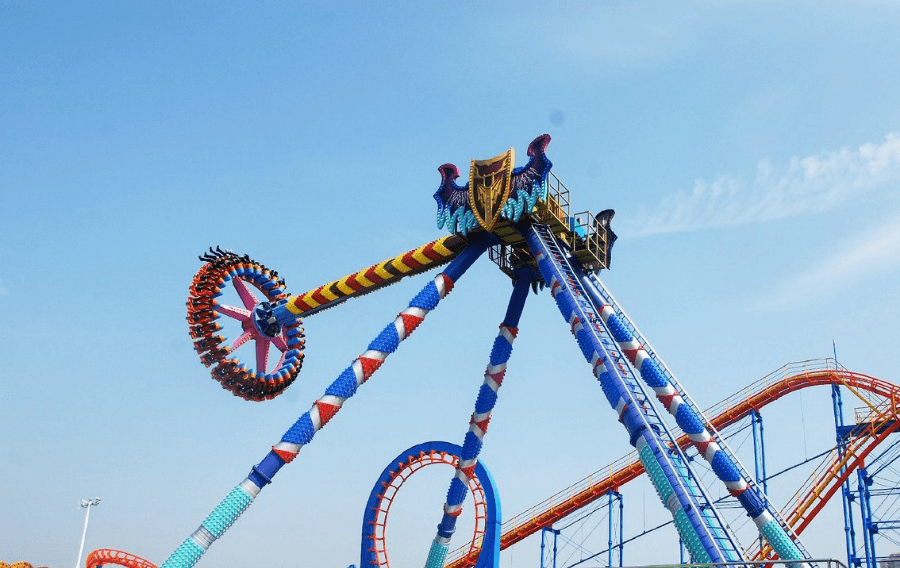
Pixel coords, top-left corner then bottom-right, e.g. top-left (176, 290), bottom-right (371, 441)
top-left (284, 234), bottom-right (468, 316)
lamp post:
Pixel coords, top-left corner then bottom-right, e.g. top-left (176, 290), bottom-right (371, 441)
top-left (75, 498), bottom-right (101, 568)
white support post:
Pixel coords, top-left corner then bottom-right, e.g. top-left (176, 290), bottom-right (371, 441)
top-left (75, 498), bottom-right (101, 568)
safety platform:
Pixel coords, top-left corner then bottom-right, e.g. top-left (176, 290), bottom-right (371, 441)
top-left (490, 171), bottom-right (616, 278)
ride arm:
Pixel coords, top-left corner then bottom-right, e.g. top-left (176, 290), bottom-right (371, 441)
top-left (272, 234), bottom-right (468, 321)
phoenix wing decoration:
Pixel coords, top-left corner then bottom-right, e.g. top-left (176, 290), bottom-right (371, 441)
top-left (434, 134), bottom-right (553, 235)
top-left (434, 163), bottom-right (478, 235)
top-left (594, 208), bottom-right (619, 266)
top-left (503, 133), bottom-right (553, 223)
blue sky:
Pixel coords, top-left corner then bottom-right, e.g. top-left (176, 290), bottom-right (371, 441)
top-left (2, 2), bottom-right (900, 567)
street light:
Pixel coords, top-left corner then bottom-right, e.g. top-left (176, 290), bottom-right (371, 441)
top-left (75, 497), bottom-right (101, 568)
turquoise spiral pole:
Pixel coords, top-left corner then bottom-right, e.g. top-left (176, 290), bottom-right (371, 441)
top-left (424, 267), bottom-right (535, 568)
top-left (159, 237), bottom-right (490, 568)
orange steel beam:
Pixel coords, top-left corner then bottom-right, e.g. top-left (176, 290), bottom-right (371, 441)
top-left (753, 419), bottom-right (900, 559)
top-left (754, 394), bottom-right (900, 560)
top-left (793, 420), bottom-right (900, 534)
top-left (446, 363), bottom-right (898, 568)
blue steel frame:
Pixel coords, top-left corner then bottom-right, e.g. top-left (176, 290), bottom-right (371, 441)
top-left (833, 384), bottom-right (861, 568)
top-left (540, 528), bottom-right (559, 568)
top-left (537, 490), bottom-right (623, 568)
top-left (751, 409), bottom-right (769, 497)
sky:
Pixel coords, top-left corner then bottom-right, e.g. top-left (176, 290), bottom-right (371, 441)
top-left (2, 1), bottom-right (900, 567)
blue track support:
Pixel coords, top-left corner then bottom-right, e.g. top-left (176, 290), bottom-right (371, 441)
top-left (751, 409), bottom-right (769, 552)
top-left (859, 467), bottom-right (876, 568)
top-left (540, 528), bottom-right (559, 568)
top-left (159, 238), bottom-right (490, 568)
top-left (607, 490), bottom-right (623, 568)
top-left (834, 384), bottom-right (861, 568)
top-left (608, 491), bottom-right (615, 568)
top-left (425, 267), bottom-right (534, 568)
top-left (525, 224), bottom-right (740, 564)
top-left (751, 409), bottom-right (769, 497)
top-left (617, 490), bottom-right (624, 567)
top-left (360, 441), bottom-right (501, 568)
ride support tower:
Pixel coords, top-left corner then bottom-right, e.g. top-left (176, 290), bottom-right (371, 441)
top-left (424, 267), bottom-right (535, 568)
top-left (429, 134), bottom-right (811, 566)
top-left (94, 134), bottom-right (817, 568)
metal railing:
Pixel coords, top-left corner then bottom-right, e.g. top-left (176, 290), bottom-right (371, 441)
top-left (535, 171), bottom-right (571, 231)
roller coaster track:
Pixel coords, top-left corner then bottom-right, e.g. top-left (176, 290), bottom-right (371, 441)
top-left (85, 549), bottom-right (157, 568)
top-left (446, 360), bottom-right (900, 568)
top-left (3, 547), bottom-right (157, 568)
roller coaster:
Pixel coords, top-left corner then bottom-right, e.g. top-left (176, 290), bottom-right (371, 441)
top-left (56, 135), bottom-right (898, 568)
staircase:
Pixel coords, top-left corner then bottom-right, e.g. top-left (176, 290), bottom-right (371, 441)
top-left (526, 223), bottom-right (743, 563)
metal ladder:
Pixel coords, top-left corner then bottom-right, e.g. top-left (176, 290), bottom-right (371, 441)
top-left (582, 272), bottom-right (813, 560)
top-left (529, 223), bottom-right (743, 562)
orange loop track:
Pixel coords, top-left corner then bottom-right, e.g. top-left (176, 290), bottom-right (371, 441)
top-left (367, 448), bottom-right (488, 568)
top-left (447, 360), bottom-right (900, 568)
top-left (86, 550), bottom-right (157, 568)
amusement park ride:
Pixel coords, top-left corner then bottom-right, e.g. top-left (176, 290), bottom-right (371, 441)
top-left (56, 135), bottom-right (899, 568)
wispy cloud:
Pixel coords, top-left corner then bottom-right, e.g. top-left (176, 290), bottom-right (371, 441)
top-left (623, 132), bottom-right (900, 237)
top-left (759, 210), bottom-right (900, 310)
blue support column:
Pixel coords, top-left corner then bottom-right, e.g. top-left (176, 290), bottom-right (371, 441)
top-left (540, 528), bottom-right (546, 568)
top-left (577, 268), bottom-right (808, 566)
top-left (859, 467), bottom-right (876, 568)
top-left (608, 491), bottom-right (615, 568)
top-left (617, 490), bottom-right (624, 567)
top-left (751, 409), bottom-right (768, 552)
top-left (540, 527), bottom-right (560, 568)
top-left (552, 528), bottom-right (559, 568)
top-left (607, 490), bottom-right (624, 568)
top-left (424, 268), bottom-right (534, 568)
top-left (834, 384), bottom-right (861, 568)
top-left (751, 409), bottom-right (769, 496)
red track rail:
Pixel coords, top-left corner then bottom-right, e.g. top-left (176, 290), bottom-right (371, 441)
top-left (447, 360), bottom-right (898, 568)
top-left (85, 549), bottom-right (157, 568)
top-left (367, 447), bottom-right (488, 568)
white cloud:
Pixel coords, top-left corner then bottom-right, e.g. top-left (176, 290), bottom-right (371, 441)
top-left (759, 211), bottom-right (900, 310)
top-left (622, 132), bottom-right (900, 237)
